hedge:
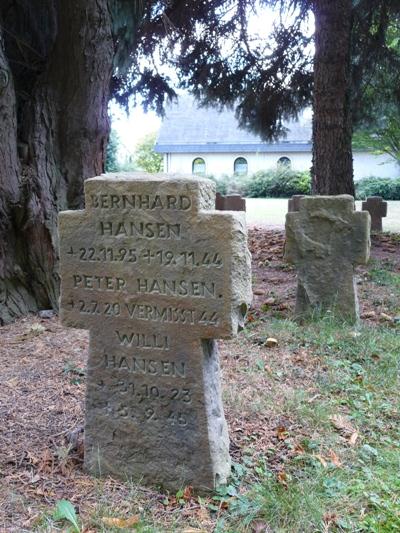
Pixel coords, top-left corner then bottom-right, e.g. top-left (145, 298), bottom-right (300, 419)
top-left (209, 172), bottom-right (400, 200)
top-left (355, 176), bottom-right (400, 200)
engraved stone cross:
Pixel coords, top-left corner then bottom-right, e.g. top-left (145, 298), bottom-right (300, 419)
top-left (59, 174), bottom-right (252, 491)
top-left (362, 196), bottom-right (387, 232)
top-left (284, 195), bottom-right (370, 322)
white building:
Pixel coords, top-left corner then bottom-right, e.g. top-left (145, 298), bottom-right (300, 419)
top-left (155, 97), bottom-right (398, 180)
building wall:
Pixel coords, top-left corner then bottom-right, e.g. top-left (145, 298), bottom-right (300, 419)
top-left (163, 151), bottom-right (399, 180)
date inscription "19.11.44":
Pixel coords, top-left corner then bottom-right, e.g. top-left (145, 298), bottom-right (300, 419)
top-left (67, 246), bottom-right (223, 267)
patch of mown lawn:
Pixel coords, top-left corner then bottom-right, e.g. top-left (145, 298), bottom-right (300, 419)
top-left (217, 317), bottom-right (400, 532)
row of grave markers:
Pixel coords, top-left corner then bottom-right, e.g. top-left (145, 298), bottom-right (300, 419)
top-left (289, 194), bottom-right (388, 231)
top-left (59, 174), bottom-right (373, 493)
top-left (217, 191), bottom-right (388, 233)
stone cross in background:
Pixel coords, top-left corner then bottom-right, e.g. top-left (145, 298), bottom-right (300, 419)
top-left (59, 174), bottom-right (252, 492)
top-left (215, 192), bottom-right (246, 211)
top-left (362, 196), bottom-right (387, 232)
top-left (285, 195), bottom-right (370, 322)
top-left (287, 194), bottom-right (305, 212)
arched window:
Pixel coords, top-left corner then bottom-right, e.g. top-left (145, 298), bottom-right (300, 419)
top-left (234, 157), bottom-right (248, 175)
top-left (277, 156), bottom-right (291, 169)
top-left (192, 157), bottom-right (206, 175)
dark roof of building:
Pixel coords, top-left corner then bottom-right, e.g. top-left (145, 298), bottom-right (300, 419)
top-left (155, 95), bottom-right (312, 154)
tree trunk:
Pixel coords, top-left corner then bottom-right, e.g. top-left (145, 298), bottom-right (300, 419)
top-left (0, 1), bottom-right (114, 324)
top-left (312, 0), bottom-right (355, 195)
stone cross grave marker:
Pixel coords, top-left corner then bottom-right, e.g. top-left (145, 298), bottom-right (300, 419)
top-left (288, 194), bottom-right (305, 212)
top-left (284, 195), bottom-right (370, 322)
top-left (215, 192), bottom-right (246, 211)
top-left (362, 196), bottom-right (387, 232)
top-left (59, 173), bottom-right (252, 492)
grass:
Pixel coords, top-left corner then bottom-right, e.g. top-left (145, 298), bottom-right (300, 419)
top-left (5, 231), bottom-right (398, 532)
top-left (245, 198), bottom-right (400, 232)
top-left (217, 317), bottom-right (400, 532)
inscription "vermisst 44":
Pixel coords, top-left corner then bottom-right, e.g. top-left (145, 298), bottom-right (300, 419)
top-left (67, 299), bottom-right (220, 326)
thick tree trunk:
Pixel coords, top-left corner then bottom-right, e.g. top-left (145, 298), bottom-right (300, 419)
top-left (312, 0), bottom-right (355, 195)
top-left (0, 1), bottom-right (114, 324)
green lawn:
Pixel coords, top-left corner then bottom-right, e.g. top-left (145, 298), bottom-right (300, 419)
top-left (245, 198), bottom-right (400, 232)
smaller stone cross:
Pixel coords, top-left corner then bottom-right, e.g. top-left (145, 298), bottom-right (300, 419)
top-left (216, 192), bottom-right (246, 211)
top-left (284, 195), bottom-right (370, 322)
top-left (59, 173), bottom-right (252, 492)
top-left (288, 195), bottom-right (305, 212)
top-left (362, 196), bottom-right (387, 232)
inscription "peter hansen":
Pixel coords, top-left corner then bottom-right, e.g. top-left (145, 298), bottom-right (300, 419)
top-left (137, 279), bottom-right (216, 298)
top-left (104, 354), bottom-right (186, 377)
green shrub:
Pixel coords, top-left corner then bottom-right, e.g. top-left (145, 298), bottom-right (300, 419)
top-left (243, 169), bottom-right (311, 198)
top-left (207, 169), bottom-right (311, 198)
top-left (206, 174), bottom-right (229, 195)
top-left (207, 173), bottom-right (248, 195)
top-left (355, 176), bottom-right (400, 200)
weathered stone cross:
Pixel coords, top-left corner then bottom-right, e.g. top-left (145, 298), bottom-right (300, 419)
top-left (284, 195), bottom-right (370, 322)
top-left (215, 192), bottom-right (246, 211)
top-left (59, 174), bottom-right (252, 491)
top-left (362, 196), bottom-right (387, 232)
top-left (287, 194), bottom-right (305, 213)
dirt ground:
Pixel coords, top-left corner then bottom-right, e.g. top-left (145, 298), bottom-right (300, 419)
top-left (0, 229), bottom-right (399, 532)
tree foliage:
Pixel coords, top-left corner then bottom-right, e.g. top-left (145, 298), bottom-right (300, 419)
top-left (352, 17), bottom-right (400, 165)
top-left (105, 129), bottom-right (121, 172)
top-left (133, 132), bottom-right (163, 173)
top-left (107, 1), bottom-right (400, 140)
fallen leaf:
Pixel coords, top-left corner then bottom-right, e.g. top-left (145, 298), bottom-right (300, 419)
top-left (102, 515), bottom-right (140, 528)
top-left (315, 454), bottom-right (328, 468)
top-left (294, 443), bottom-right (305, 454)
top-left (349, 431), bottom-right (359, 446)
top-left (263, 297), bottom-right (276, 305)
top-left (361, 311), bottom-right (376, 319)
top-left (276, 426), bottom-right (289, 440)
top-left (329, 414), bottom-right (355, 436)
top-left (4, 377), bottom-right (19, 388)
top-left (265, 337), bottom-right (278, 348)
top-left (251, 520), bottom-right (273, 532)
top-left (183, 485), bottom-right (193, 501)
top-left (196, 506), bottom-right (211, 522)
top-left (327, 449), bottom-right (342, 467)
top-left (276, 470), bottom-right (288, 488)
top-left (323, 512), bottom-right (338, 526)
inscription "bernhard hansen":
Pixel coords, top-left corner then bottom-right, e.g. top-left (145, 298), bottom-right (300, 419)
top-left (137, 279), bottom-right (216, 298)
top-left (99, 221), bottom-right (181, 239)
top-left (104, 354), bottom-right (186, 377)
top-left (91, 194), bottom-right (191, 210)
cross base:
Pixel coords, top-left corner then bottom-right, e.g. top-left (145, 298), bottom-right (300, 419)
top-left (295, 264), bottom-right (358, 321)
top-left (84, 325), bottom-right (230, 491)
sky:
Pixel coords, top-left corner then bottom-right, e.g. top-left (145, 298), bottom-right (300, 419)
top-left (110, 101), bottom-right (161, 163)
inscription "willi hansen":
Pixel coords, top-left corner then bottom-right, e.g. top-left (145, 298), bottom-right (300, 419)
top-left (99, 221), bottom-right (181, 239)
top-left (104, 354), bottom-right (186, 377)
top-left (90, 194), bottom-right (192, 211)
